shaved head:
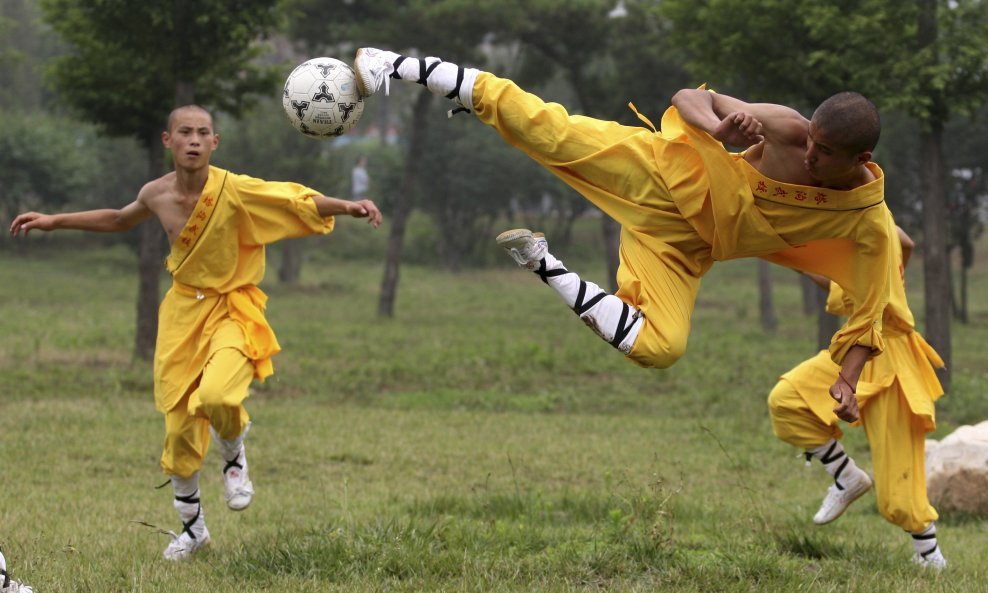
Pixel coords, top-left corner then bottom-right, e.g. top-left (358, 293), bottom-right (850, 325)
top-left (166, 104), bottom-right (214, 132)
top-left (811, 92), bottom-right (880, 154)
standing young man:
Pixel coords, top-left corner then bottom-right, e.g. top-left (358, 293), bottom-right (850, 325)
top-left (10, 105), bottom-right (382, 560)
top-left (351, 48), bottom-right (892, 420)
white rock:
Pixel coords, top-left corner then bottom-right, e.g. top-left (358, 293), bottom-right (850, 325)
top-left (926, 420), bottom-right (988, 516)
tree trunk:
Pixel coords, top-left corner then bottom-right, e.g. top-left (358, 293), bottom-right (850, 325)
top-left (135, 136), bottom-right (167, 361)
top-left (917, 126), bottom-right (951, 389)
top-left (378, 91), bottom-right (433, 317)
top-left (817, 301), bottom-right (840, 352)
top-left (956, 187), bottom-right (974, 324)
top-left (757, 260), bottom-right (777, 332)
top-left (278, 240), bottom-right (303, 285)
top-left (601, 216), bottom-right (620, 293)
top-left (959, 263), bottom-right (968, 324)
top-left (917, 0), bottom-right (952, 390)
top-left (799, 274), bottom-right (818, 316)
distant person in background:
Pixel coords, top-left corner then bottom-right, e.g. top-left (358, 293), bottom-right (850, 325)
top-left (351, 155), bottom-right (370, 200)
top-left (768, 223), bottom-right (947, 569)
top-left (9, 105), bottom-right (382, 561)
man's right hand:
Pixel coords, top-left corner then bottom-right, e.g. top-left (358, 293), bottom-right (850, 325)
top-left (9, 212), bottom-right (56, 236)
top-left (712, 111), bottom-right (765, 148)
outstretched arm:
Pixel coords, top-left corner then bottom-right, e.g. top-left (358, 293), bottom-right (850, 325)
top-left (671, 88), bottom-right (808, 148)
top-left (312, 195), bottom-right (382, 228)
top-left (10, 199), bottom-right (152, 236)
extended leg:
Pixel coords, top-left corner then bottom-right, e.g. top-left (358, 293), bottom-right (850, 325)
top-left (497, 229), bottom-right (643, 354)
top-left (353, 48), bottom-right (673, 229)
top-left (497, 226), bottom-right (703, 369)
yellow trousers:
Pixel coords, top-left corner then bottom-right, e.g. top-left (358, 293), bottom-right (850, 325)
top-left (161, 345), bottom-right (253, 478)
top-left (474, 74), bottom-right (715, 368)
top-left (768, 351), bottom-right (937, 532)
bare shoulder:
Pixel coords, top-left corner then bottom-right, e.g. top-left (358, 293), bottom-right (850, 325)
top-left (137, 172), bottom-right (176, 205)
top-left (709, 92), bottom-right (808, 146)
top-left (751, 103), bottom-right (809, 146)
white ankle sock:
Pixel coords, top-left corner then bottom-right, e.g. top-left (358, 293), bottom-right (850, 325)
top-left (808, 439), bottom-right (861, 486)
top-left (391, 55), bottom-right (479, 108)
top-left (171, 473), bottom-right (206, 539)
top-left (911, 523), bottom-right (941, 559)
top-left (212, 422), bottom-right (250, 463)
top-left (536, 252), bottom-right (643, 354)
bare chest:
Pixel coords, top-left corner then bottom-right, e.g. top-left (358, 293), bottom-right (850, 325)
top-left (153, 192), bottom-right (201, 244)
top-left (744, 143), bottom-right (816, 187)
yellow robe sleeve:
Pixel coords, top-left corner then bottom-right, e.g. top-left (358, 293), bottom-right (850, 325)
top-left (762, 204), bottom-right (893, 365)
top-left (825, 281), bottom-right (853, 317)
top-left (232, 172), bottom-right (335, 245)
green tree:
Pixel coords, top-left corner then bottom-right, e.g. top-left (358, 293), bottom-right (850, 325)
top-left (0, 113), bottom-right (96, 223)
top-left (39, 0), bottom-right (282, 359)
top-left (0, 0), bottom-right (55, 111)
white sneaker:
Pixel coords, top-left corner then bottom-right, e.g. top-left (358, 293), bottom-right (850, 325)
top-left (496, 229), bottom-right (548, 270)
top-left (222, 448), bottom-right (254, 511)
top-left (913, 547), bottom-right (947, 570)
top-left (3, 580), bottom-right (34, 593)
top-left (163, 527), bottom-right (211, 561)
top-left (210, 424), bottom-right (255, 511)
top-left (812, 465), bottom-right (873, 525)
top-left (354, 48), bottom-right (399, 97)
top-left (0, 549), bottom-right (32, 593)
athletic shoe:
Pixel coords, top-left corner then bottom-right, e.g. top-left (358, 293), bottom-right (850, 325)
top-left (913, 548), bottom-right (948, 570)
top-left (354, 48), bottom-right (399, 98)
top-left (812, 465), bottom-right (873, 525)
top-left (0, 549), bottom-right (33, 593)
top-left (496, 229), bottom-right (548, 270)
top-left (163, 527), bottom-right (211, 561)
top-left (210, 424), bottom-right (255, 511)
top-left (222, 447), bottom-right (254, 511)
top-left (2, 581), bottom-right (34, 593)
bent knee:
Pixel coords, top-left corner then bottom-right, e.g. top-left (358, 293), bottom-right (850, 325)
top-left (767, 380), bottom-right (799, 416)
top-left (627, 333), bottom-right (687, 369)
top-left (195, 383), bottom-right (228, 408)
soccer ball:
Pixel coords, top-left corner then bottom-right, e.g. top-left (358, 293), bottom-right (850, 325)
top-left (282, 57), bottom-right (365, 139)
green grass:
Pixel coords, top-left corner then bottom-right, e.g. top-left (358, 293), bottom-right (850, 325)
top-left (0, 224), bottom-right (985, 592)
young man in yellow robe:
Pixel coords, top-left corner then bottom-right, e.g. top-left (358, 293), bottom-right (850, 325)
top-left (768, 224), bottom-right (946, 569)
top-left (352, 48), bottom-right (891, 420)
top-left (9, 105), bottom-right (382, 560)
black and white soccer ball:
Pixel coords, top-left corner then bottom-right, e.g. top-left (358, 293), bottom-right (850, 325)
top-left (282, 57), bottom-right (365, 139)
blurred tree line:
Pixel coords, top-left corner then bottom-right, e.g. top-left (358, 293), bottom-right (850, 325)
top-left (1, 0), bottom-right (984, 384)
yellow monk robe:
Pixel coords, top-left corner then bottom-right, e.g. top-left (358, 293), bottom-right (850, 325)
top-left (473, 74), bottom-right (891, 368)
top-left (154, 166), bottom-right (335, 415)
top-left (767, 212), bottom-right (944, 531)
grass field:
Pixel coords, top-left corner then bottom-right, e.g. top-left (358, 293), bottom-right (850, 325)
top-left (0, 223), bottom-right (985, 592)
